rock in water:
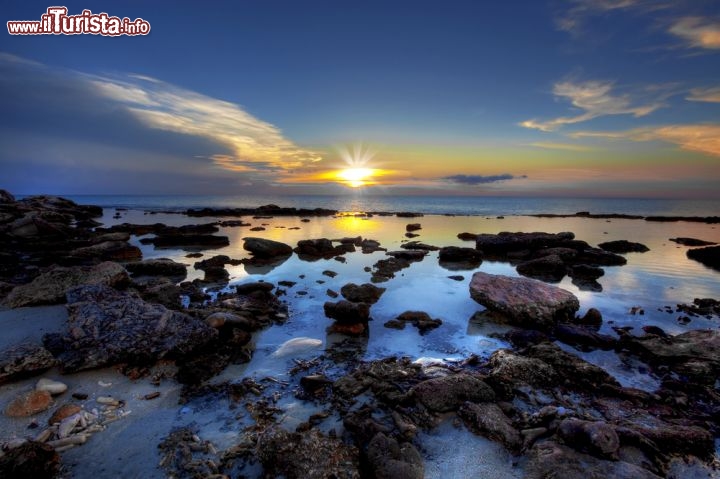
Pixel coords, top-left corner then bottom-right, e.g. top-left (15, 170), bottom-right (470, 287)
top-left (686, 245), bottom-right (720, 271)
top-left (340, 283), bottom-right (386, 304)
top-left (243, 237), bottom-right (293, 257)
top-left (469, 272), bottom-right (579, 329)
top-left (42, 284), bottom-right (217, 373)
top-left (597, 240), bottom-right (649, 253)
top-left (3, 262), bottom-right (129, 308)
top-left (272, 337), bottom-right (323, 357)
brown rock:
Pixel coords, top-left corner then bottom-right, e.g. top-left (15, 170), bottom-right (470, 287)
top-left (5, 390), bottom-right (52, 417)
top-left (48, 404), bottom-right (82, 425)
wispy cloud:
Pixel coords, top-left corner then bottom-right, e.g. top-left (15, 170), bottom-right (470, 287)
top-left (520, 80), bottom-right (666, 132)
top-left (528, 142), bottom-right (597, 152)
top-left (90, 76), bottom-right (322, 175)
top-left (441, 174), bottom-right (525, 185)
top-left (669, 17), bottom-right (720, 50)
top-left (571, 124), bottom-right (720, 157)
top-left (556, 0), bottom-right (655, 35)
top-left (687, 86), bottom-right (720, 103)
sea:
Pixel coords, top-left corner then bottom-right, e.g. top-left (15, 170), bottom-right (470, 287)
top-left (54, 194), bottom-right (720, 217)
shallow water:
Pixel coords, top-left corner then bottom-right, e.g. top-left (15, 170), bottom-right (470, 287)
top-left (2, 207), bottom-right (719, 477)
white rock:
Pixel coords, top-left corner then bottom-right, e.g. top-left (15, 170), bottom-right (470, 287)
top-left (271, 337), bottom-right (323, 357)
top-left (35, 378), bottom-right (68, 395)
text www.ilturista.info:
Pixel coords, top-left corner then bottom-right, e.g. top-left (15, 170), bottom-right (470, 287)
top-left (7, 7), bottom-right (150, 36)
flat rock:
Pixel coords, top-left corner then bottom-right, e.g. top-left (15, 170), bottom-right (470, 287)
top-left (42, 284), bottom-right (217, 373)
top-left (598, 240), bottom-right (649, 253)
top-left (3, 262), bottom-right (129, 308)
top-left (5, 390), bottom-right (52, 417)
top-left (669, 237), bottom-right (716, 247)
top-left (243, 237), bottom-right (293, 257)
top-left (469, 272), bottom-right (579, 329)
top-left (125, 258), bottom-right (187, 278)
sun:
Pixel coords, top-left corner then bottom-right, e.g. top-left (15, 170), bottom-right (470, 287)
top-left (337, 167), bottom-right (376, 188)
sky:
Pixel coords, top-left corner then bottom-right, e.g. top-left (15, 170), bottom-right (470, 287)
top-left (1, 0), bottom-right (719, 198)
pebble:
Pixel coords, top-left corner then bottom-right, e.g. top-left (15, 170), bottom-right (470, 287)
top-left (48, 404), bottom-right (82, 425)
top-left (96, 396), bottom-right (120, 406)
top-left (36, 378), bottom-right (68, 396)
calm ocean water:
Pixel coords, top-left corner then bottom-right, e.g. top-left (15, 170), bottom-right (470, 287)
top-left (57, 194), bottom-right (720, 217)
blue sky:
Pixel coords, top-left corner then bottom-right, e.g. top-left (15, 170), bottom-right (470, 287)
top-left (1, 0), bottom-right (719, 197)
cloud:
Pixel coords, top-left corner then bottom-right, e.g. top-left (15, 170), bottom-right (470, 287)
top-left (669, 17), bottom-right (720, 50)
top-left (528, 142), bottom-right (597, 152)
top-left (556, 0), bottom-right (654, 34)
top-left (571, 124), bottom-right (720, 157)
top-left (441, 174), bottom-right (525, 185)
top-left (687, 86), bottom-right (720, 103)
top-left (520, 80), bottom-right (666, 132)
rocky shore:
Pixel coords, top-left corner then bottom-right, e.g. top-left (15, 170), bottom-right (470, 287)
top-left (0, 190), bottom-right (718, 478)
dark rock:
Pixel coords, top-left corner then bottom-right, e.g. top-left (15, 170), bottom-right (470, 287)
top-left (411, 374), bottom-right (494, 412)
top-left (504, 329), bottom-right (551, 348)
top-left (457, 232), bottom-right (478, 241)
top-left (558, 418), bottom-right (619, 459)
top-left (0, 189), bottom-right (15, 203)
top-left (383, 319), bottom-right (405, 330)
top-left (405, 223), bottom-right (422, 232)
top-left (554, 324), bottom-right (616, 351)
top-left (187, 205), bottom-right (337, 218)
top-left (235, 281), bottom-right (275, 295)
top-left (360, 239), bottom-right (385, 253)
top-left (469, 272), bottom-right (579, 329)
top-left (192, 254), bottom-right (241, 270)
top-left (395, 311), bottom-right (442, 333)
top-left (366, 432), bottom-right (423, 479)
top-left (396, 212), bottom-right (423, 218)
top-left (516, 254), bottom-right (567, 282)
top-left (488, 349), bottom-right (559, 387)
top-left (459, 401), bottom-right (522, 451)
top-left (525, 441), bottom-right (661, 479)
top-left (300, 374), bottom-right (333, 393)
top-left (371, 257), bottom-right (412, 283)
top-left (438, 246), bottom-right (483, 270)
top-left (574, 248), bottom-right (627, 266)
top-left (324, 300), bottom-right (370, 324)
top-left (125, 258), bottom-right (187, 278)
top-left (257, 427), bottom-right (359, 479)
top-left (525, 342), bottom-right (620, 390)
top-left (0, 342), bottom-right (56, 384)
top-left (629, 422), bottom-right (714, 460)
top-left (669, 237), bottom-right (716, 247)
top-left (3, 262), bottom-right (129, 308)
top-left (295, 238), bottom-right (342, 259)
top-left (69, 241), bottom-right (142, 261)
top-left (598, 240), bottom-right (649, 254)
top-left (151, 234), bottom-right (229, 249)
top-left (686, 245), bottom-right (720, 270)
top-left (385, 250), bottom-right (427, 261)
top-left (400, 241), bottom-right (438, 251)
top-left (140, 279), bottom-right (182, 309)
top-left (447, 275), bottom-right (464, 281)
top-left (0, 441), bottom-right (60, 479)
top-left (201, 266), bottom-right (229, 283)
top-left (242, 237), bottom-right (293, 258)
top-left (340, 283), bottom-right (386, 304)
top-left (404, 232), bottom-right (419, 238)
top-left (569, 264), bottom-right (604, 280)
top-left (322, 270), bottom-right (338, 278)
top-left (475, 231), bottom-right (575, 254)
top-left (43, 285), bottom-right (217, 373)
top-left (577, 307), bottom-right (603, 326)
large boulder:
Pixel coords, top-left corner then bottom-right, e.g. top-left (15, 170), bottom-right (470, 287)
top-left (411, 374), bottom-right (494, 412)
top-left (469, 272), bottom-right (579, 329)
top-left (243, 237), bottom-right (293, 258)
top-left (42, 284), bottom-right (217, 373)
top-left (3, 262), bottom-right (129, 308)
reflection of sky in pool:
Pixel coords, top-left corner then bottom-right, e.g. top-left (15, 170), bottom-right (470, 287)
top-left (110, 208), bottom-right (720, 392)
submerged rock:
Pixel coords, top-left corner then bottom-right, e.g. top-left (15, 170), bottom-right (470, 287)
top-left (3, 262), bottom-right (128, 308)
top-left (43, 284), bottom-right (217, 373)
top-left (598, 240), bottom-right (649, 253)
top-left (469, 272), bottom-right (579, 329)
top-left (669, 237), bottom-right (716, 247)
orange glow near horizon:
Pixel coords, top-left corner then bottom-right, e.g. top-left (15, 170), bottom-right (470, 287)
top-left (336, 167), bottom-right (379, 187)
